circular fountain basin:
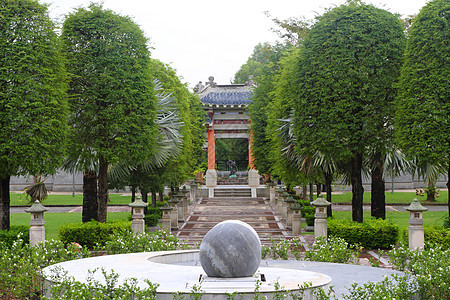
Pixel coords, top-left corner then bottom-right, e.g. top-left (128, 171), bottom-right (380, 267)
top-left (42, 250), bottom-right (331, 299)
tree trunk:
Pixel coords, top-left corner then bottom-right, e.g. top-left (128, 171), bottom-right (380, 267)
top-left (325, 172), bottom-right (333, 218)
top-left (351, 152), bottom-right (364, 223)
top-left (131, 186), bottom-right (136, 203)
top-left (302, 184), bottom-right (307, 201)
top-left (97, 156), bottom-right (109, 223)
top-left (0, 176), bottom-right (11, 230)
top-left (426, 180), bottom-right (436, 202)
top-left (151, 190), bottom-right (157, 208)
top-left (316, 183), bottom-right (321, 198)
top-left (309, 183), bottom-right (314, 202)
top-left (141, 190), bottom-right (149, 214)
top-left (371, 160), bottom-right (386, 220)
top-left (82, 171), bottom-right (98, 223)
top-left (159, 190), bottom-right (164, 202)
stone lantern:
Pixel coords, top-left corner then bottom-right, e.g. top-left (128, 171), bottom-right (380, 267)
top-left (25, 200), bottom-right (49, 246)
top-left (159, 202), bottom-right (173, 232)
top-left (128, 196), bottom-right (147, 236)
top-left (174, 190), bottom-right (185, 222)
top-left (189, 182), bottom-right (198, 203)
top-left (168, 196), bottom-right (179, 230)
top-left (285, 195), bottom-right (296, 228)
top-left (275, 187), bottom-right (285, 215)
top-left (405, 198), bottom-right (428, 250)
top-left (181, 186), bottom-right (190, 219)
top-left (267, 182), bottom-right (276, 206)
top-left (280, 191), bottom-right (290, 220)
top-left (311, 197), bottom-right (331, 241)
top-left (290, 202), bottom-right (303, 235)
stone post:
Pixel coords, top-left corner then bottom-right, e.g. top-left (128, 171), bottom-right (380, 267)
top-left (276, 187), bottom-right (285, 215)
top-left (128, 196), bottom-right (147, 236)
top-left (25, 200), bottom-right (48, 246)
top-left (285, 195), bottom-right (296, 229)
top-left (181, 186), bottom-right (190, 219)
top-left (280, 191), bottom-right (290, 220)
top-left (174, 190), bottom-right (185, 222)
top-left (159, 203), bottom-right (173, 232)
top-left (190, 182), bottom-right (198, 203)
top-left (405, 198), bottom-right (428, 250)
top-left (291, 202), bottom-right (303, 235)
top-left (268, 182), bottom-right (276, 206)
top-left (168, 197), bottom-right (179, 230)
top-left (311, 197), bottom-right (331, 241)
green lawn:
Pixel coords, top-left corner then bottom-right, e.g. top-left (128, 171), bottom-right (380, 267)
top-left (329, 191), bottom-right (448, 204)
top-left (10, 212), bottom-right (130, 240)
top-left (331, 210), bottom-right (447, 228)
top-left (10, 192), bottom-right (132, 206)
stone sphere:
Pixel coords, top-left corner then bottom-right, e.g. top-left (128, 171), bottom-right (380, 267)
top-left (199, 220), bottom-right (261, 278)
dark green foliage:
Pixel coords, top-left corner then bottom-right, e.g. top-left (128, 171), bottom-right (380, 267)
top-left (144, 207), bottom-right (162, 227)
top-left (395, 0), bottom-right (449, 165)
top-left (0, 225), bottom-right (30, 247)
top-left (328, 218), bottom-right (399, 249)
top-left (444, 217), bottom-right (450, 229)
top-left (246, 43), bottom-right (293, 175)
top-left (424, 225), bottom-right (450, 249)
top-left (301, 205), bottom-right (315, 226)
top-left (59, 220), bottom-right (131, 249)
top-left (292, 2), bottom-right (405, 222)
top-left (61, 4), bottom-right (157, 222)
top-left (0, 0), bottom-right (68, 229)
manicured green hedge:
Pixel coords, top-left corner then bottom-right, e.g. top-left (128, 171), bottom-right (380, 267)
top-left (424, 225), bottom-right (450, 250)
top-left (328, 218), bottom-right (399, 249)
top-left (0, 225), bottom-right (30, 247)
top-left (59, 220), bottom-right (131, 249)
top-left (301, 206), bottom-right (315, 226)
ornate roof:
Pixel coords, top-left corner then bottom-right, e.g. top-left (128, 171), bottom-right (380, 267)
top-left (196, 76), bottom-right (255, 106)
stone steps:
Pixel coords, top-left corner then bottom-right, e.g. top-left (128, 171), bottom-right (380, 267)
top-left (176, 192), bottom-right (293, 246)
top-left (212, 189), bottom-right (252, 197)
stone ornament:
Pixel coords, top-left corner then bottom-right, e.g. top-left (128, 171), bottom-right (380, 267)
top-left (199, 220), bottom-right (261, 278)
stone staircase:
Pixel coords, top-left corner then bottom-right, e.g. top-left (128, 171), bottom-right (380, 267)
top-left (176, 192), bottom-right (297, 246)
top-left (212, 188), bottom-right (252, 198)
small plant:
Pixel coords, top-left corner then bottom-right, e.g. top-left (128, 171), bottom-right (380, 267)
top-left (44, 267), bottom-right (159, 299)
top-left (304, 236), bottom-right (360, 264)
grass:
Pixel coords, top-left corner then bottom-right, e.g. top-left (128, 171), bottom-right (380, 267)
top-left (10, 212), bottom-right (131, 240)
top-left (331, 211), bottom-right (448, 228)
top-left (10, 192), bottom-right (132, 206)
top-left (329, 190), bottom-right (448, 204)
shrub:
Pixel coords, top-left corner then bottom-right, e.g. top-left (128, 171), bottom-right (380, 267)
top-left (301, 206), bottom-right (315, 226)
top-left (424, 225), bottom-right (450, 250)
top-left (144, 214), bottom-right (160, 227)
top-left (304, 236), bottom-right (360, 264)
top-left (99, 229), bottom-right (187, 254)
top-left (328, 218), bottom-right (399, 249)
top-left (59, 220), bottom-right (131, 249)
top-left (443, 216), bottom-right (450, 229)
top-left (0, 225), bottom-right (30, 247)
top-left (388, 243), bottom-right (450, 299)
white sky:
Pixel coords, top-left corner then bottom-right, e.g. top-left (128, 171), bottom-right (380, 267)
top-left (46, 0), bottom-right (429, 89)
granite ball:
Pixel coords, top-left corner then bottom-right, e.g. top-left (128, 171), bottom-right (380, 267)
top-left (199, 220), bottom-right (261, 278)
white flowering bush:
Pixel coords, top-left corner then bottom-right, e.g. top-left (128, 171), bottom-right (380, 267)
top-left (388, 243), bottom-right (450, 299)
top-left (44, 267), bottom-right (159, 299)
top-left (304, 236), bottom-right (361, 264)
top-left (0, 234), bottom-right (90, 299)
top-left (99, 229), bottom-right (189, 254)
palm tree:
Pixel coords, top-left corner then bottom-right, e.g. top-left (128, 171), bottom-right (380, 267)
top-left (108, 80), bottom-right (183, 207)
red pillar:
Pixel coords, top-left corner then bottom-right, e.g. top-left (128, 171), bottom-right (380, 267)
top-left (248, 130), bottom-right (255, 169)
top-left (207, 112), bottom-right (215, 170)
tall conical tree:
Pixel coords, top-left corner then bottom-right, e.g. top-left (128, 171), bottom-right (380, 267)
top-left (61, 4), bottom-right (157, 222)
top-left (0, 0), bottom-right (68, 230)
